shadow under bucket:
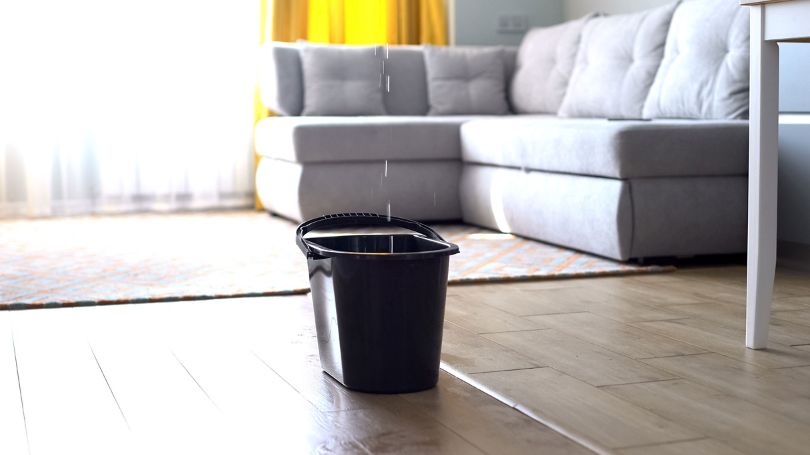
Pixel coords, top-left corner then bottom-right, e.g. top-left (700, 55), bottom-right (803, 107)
top-left (296, 213), bottom-right (460, 393)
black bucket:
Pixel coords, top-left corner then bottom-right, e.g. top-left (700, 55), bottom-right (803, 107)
top-left (296, 213), bottom-right (460, 393)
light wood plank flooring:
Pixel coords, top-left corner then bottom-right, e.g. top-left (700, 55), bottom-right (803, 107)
top-left (0, 295), bottom-right (588, 455)
top-left (444, 265), bottom-right (810, 455)
top-left (2, 265), bottom-right (809, 454)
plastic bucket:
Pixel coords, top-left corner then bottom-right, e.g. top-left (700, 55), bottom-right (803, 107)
top-left (296, 213), bottom-right (460, 393)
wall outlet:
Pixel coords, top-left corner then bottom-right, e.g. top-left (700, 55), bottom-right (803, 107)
top-left (497, 14), bottom-right (529, 34)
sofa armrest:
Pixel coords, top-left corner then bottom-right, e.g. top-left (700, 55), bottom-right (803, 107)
top-left (258, 42), bottom-right (303, 116)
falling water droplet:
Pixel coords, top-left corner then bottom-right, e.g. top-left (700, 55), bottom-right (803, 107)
top-left (386, 75), bottom-right (390, 93)
top-left (389, 235), bottom-right (394, 253)
top-left (433, 192), bottom-right (437, 207)
top-left (385, 43), bottom-right (389, 59)
top-left (379, 73), bottom-right (382, 88)
top-left (387, 201), bottom-right (391, 221)
top-left (384, 160), bottom-right (388, 177)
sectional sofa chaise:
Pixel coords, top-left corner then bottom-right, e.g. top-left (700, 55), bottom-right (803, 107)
top-left (254, 0), bottom-right (749, 261)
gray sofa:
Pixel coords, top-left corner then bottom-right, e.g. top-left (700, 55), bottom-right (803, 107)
top-left (255, 0), bottom-right (749, 261)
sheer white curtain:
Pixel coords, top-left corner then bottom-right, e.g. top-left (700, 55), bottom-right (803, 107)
top-left (0, 0), bottom-right (258, 217)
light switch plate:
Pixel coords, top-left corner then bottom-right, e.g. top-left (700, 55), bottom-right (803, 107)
top-left (497, 14), bottom-right (529, 34)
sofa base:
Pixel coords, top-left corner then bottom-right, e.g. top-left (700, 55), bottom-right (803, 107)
top-left (256, 157), bottom-right (462, 222)
top-left (460, 164), bottom-right (746, 261)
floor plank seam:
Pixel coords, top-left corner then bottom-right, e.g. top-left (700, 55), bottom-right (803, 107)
top-left (171, 350), bottom-right (221, 412)
top-left (771, 363), bottom-right (810, 370)
top-left (11, 329), bottom-right (31, 454)
top-left (621, 316), bottom-right (691, 324)
top-left (523, 321), bottom-right (709, 366)
top-left (623, 319), bottom-right (722, 355)
top-left (396, 388), bottom-right (500, 455)
top-left (475, 328), bottom-right (552, 336)
top-left (516, 310), bottom-right (591, 318)
top-left (250, 349), bottom-right (326, 412)
top-left (708, 345), bottom-right (809, 370)
top-left (611, 436), bottom-right (709, 451)
top-left (635, 352), bottom-right (711, 361)
top-left (631, 366), bottom-right (810, 428)
top-left (467, 366), bottom-right (545, 375)
top-left (440, 363), bottom-right (608, 455)
top-left (89, 343), bottom-right (130, 430)
top-left (594, 377), bottom-right (682, 389)
top-left (512, 404), bottom-right (610, 455)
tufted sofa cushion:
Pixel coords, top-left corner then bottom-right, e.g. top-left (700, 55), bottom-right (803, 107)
top-left (642, 0), bottom-right (749, 119)
top-left (509, 15), bottom-right (593, 114)
top-left (300, 45), bottom-right (387, 116)
top-left (558, 2), bottom-right (678, 119)
top-left (423, 46), bottom-right (510, 115)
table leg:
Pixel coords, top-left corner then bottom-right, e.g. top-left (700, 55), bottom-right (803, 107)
top-left (746, 5), bottom-right (780, 349)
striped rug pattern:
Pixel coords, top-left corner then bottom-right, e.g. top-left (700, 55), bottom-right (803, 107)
top-left (0, 211), bottom-right (672, 309)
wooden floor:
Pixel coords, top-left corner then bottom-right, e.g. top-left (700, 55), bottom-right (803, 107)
top-left (0, 295), bottom-right (588, 455)
top-left (444, 265), bottom-right (810, 455)
top-left (2, 265), bottom-right (809, 454)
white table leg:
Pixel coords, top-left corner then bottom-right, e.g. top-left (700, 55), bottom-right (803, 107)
top-left (746, 5), bottom-right (780, 349)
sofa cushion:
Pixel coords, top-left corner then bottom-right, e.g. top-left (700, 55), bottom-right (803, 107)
top-left (257, 158), bottom-right (462, 222)
top-left (255, 116), bottom-right (485, 163)
top-left (558, 2), bottom-right (678, 119)
top-left (642, 0), bottom-right (749, 119)
top-left (509, 15), bottom-right (593, 114)
top-left (258, 43), bottom-right (519, 117)
top-left (461, 165), bottom-right (633, 260)
top-left (629, 176), bottom-right (747, 258)
top-left (423, 46), bottom-right (510, 115)
top-left (300, 45), bottom-right (386, 116)
top-left (384, 46), bottom-right (430, 115)
top-left (460, 117), bottom-right (748, 178)
top-left (258, 42), bottom-right (304, 116)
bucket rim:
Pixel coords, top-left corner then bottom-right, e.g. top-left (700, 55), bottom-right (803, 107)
top-left (296, 213), bottom-right (460, 260)
top-left (302, 233), bottom-right (459, 260)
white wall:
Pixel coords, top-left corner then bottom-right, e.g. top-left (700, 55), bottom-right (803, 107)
top-left (450, 0), bottom-right (563, 46)
top-left (563, 0), bottom-right (671, 19)
top-left (776, 44), bottom-right (810, 249)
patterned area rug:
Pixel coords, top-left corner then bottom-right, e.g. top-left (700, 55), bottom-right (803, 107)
top-left (0, 211), bottom-right (673, 309)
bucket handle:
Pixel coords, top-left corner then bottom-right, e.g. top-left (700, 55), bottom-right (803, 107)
top-left (296, 212), bottom-right (446, 259)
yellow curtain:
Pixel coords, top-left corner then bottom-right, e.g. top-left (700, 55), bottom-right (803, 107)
top-left (306, 0), bottom-right (447, 45)
top-left (254, 0), bottom-right (447, 208)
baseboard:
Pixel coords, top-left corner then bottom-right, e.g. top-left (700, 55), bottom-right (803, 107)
top-left (777, 240), bottom-right (810, 272)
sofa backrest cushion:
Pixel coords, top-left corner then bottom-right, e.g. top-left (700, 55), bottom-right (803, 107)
top-left (384, 46), bottom-right (431, 115)
top-left (258, 43), bottom-right (519, 116)
top-left (509, 15), bottom-right (593, 114)
top-left (300, 45), bottom-right (386, 116)
top-left (423, 46), bottom-right (510, 115)
top-left (642, 0), bottom-right (749, 119)
top-left (558, 2), bottom-right (678, 119)
top-left (257, 42), bottom-right (304, 116)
